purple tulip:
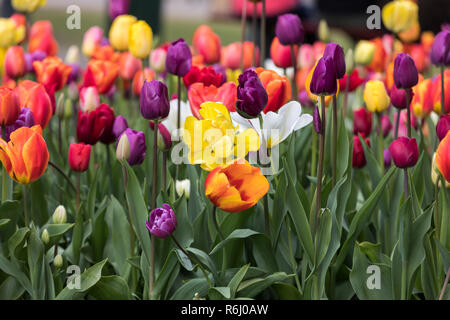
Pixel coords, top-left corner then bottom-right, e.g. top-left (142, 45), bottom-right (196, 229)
top-left (109, 0), bottom-right (131, 20)
top-left (235, 69), bottom-right (268, 119)
top-left (390, 85), bottom-right (413, 109)
top-left (67, 63), bottom-right (80, 83)
top-left (112, 115), bottom-right (128, 139)
top-left (436, 114), bottom-right (450, 141)
top-left (384, 149), bottom-right (392, 168)
top-left (310, 56), bottom-right (337, 96)
top-left (140, 80), bottom-right (170, 120)
top-left (313, 106), bottom-right (322, 134)
top-left (275, 14), bottom-right (304, 46)
top-left (145, 204), bottom-right (177, 238)
top-left (166, 38), bottom-right (192, 77)
top-left (25, 50), bottom-right (46, 74)
top-left (4, 107), bottom-right (35, 141)
top-left (388, 137), bottom-right (419, 168)
top-left (120, 128), bottom-right (146, 166)
top-left (298, 89), bottom-right (314, 108)
top-left (430, 29), bottom-right (450, 66)
top-left (323, 43), bottom-right (346, 79)
top-left (393, 53), bottom-right (418, 89)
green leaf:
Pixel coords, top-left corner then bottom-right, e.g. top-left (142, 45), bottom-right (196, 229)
top-left (170, 278), bottom-right (209, 300)
top-left (0, 218), bottom-right (10, 227)
top-left (315, 208), bottom-right (332, 266)
top-left (89, 276), bottom-right (131, 300)
top-left (228, 264), bottom-right (250, 298)
top-left (237, 272), bottom-right (290, 298)
top-left (43, 223), bottom-right (74, 248)
top-left (210, 229), bottom-right (259, 255)
top-left (27, 228), bottom-right (45, 299)
top-left (152, 249), bottom-right (180, 300)
top-left (273, 282), bottom-right (302, 300)
top-left (0, 255), bottom-right (32, 295)
top-left (0, 277), bottom-right (25, 300)
top-left (208, 286), bottom-right (231, 300)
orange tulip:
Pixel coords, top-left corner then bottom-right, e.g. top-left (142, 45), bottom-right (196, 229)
top-left (83, 59), bottom-right (119, 94)
top-left (436, 131), bottom-right (450, 183)
top-left (33, 56), bottom-right (72, 94)
top-left (193, 25), bottom-right (221, 64)
top-left (270, 37), bottom-right (297, 68)
top-left (432, 70), bottom-right (450, 114)
top-left (221, 41), bottom-right (259, 70)
top-left (15, 80), bottom-right (53, 129)
top-left (28, 20), bottom-right (58, 56)
top-left (0, 125), bottom-right (49, 184)
top-left (0, 87), bottom-right (20, 126)
top-left (421, 31), bottom-right (434, 53)
top-left (296, 67), bottom-right (311, 92)
top-left (411, 79), bottom-right (433, 118)
top-left (255, 67), bottom-right (291, 113)
top-left (368, 38), bottom-right (387, 73)
top-left (119, 51), bottom-right (142, 80)
top-left (132, 67), bottom-right (155, 96)
top-left (91, 45), bottom-right (120, 63)
top-left (398, 21), bottom-right (420, 44)
top-left (4, 46), bottom-right (26, 79)
top-left (204, 159), bottom-right (269, 213)
top-left (188, 82), bottom-right (237, 119)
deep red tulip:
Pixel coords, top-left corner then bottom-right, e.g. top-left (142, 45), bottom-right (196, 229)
top-left (68, 142), bottom-right (91, 172)
top-left (388, 137), bottom-right (419, 168)
top-left (77, 104), bottom-right (115, 145)
top-left (353, 107), bottom-right (372, 138)
top-left (352, 135), bottom-right (370, 168)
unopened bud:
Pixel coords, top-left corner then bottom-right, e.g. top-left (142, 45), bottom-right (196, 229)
top-left (116, 133), bottom-right (130, 162)
top-left (67, 81), bottom-right (79, 101)
top-left (41, 229), bottom-right (49, 244)
top-left (53, 254), bottom-right (63, 268)
top-left (56, 93), bottom-right (65, 119)
top-left (65, 45), bottom-right (80, 64)
top-left (64, 98), bottom-right (73, 119)
top-left (345, 49), bottom-right (354, 74)
top-left (53, 205), bottom-right (67, 224)
top-left (318, 19), bottom-right (330, 43)
top-left (176, 179), bottom-right (190, 199)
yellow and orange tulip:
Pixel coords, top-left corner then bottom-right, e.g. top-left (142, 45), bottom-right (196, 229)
top-left (411, 79), bottom-right (433, 118)
top-left (432, 70), bottom-right (450, 115)
top-left (436, 131), bottom-right (450, 183)
top-left (0, 125), bottom-right (49, 184)
top-left (33, 56), bottom-right (72, 93)
top-left (0, 87), bottom-right (20, 126)
top-left (15, 80), bottom-right (52, 129)
top-left (255, 67), bottom-right (291, 113)
top-left (205, 159), bottom-right (269, 212)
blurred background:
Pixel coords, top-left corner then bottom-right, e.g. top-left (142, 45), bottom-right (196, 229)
top-left (1, 0), bottom-right (449, 59)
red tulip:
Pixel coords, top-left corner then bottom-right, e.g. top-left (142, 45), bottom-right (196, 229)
top-left (388, 137), bottom-right (419, 168)
top-left (353, 107), bottom-right (372, 138)
top-left (4, 46), bottom-right (26, 79)
top-left (76, 104), bottom-right (115, 145)
top-left (192, 25), bottom-right (221, 64)
top-left (338, 68), bottom-right (365, 92)
top-left (82, 59), bottom-right (119, 94)
top-left (28, 20), bottom-right (58, 56)
top-left (188, 82), bottom-right (237, 119)
top-left (352, 136), bottom-right (370, 168)
top-left (15, 80), bottom-right (52, 128)
top-left (68, 143), bottom-right (91, 172)
top-left (183, 65), bottom-right (223, 88)
top-left (270, 37), bottom-right (297, 68)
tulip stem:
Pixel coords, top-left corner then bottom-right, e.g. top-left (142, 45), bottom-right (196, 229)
top-left (343, 73), bottom-right (350, 118)
top-left (440, 65), bottom-right (445, 116)
top-left (252, 3), bottom-right (257, 67)
top-left (377, 113), bottom-right (385, 173)
top-left (171, 235), bottom-right (212, 288)
top-left (260, 0), bottom-right (266, 66)
top-left (149, 119), bottom-right (159, 300)
top-left (105, 144), bottom-right (113, 194)
top-left (76, 172), bottom-right (81, 211)
top-left (58, 118), bottom-right (63, 158)
top-left (162, 152), bottom-right (167, 192)
top-left (212, 206), bottom-right (224, 241)
top-left (22, 185), bottom-right (29, 227)
top-left (240, 0), bottom-right (248, 71)
top-left (290, 45), bottom-right (298, 100)
top-left (394, 108), bottom-right (401, 139)
top-left (48, 161), bottom-right (77, 193)
top-left (332, 95), bottom-right (338, 186)
top-left (403, 168), bottom-right (409, 199)
top-left (405, 89), bottom-right (411, 138)
top-left (315, 96), bottom-right (326, 233)
top-left (439, 267), bottom-right (450, 300)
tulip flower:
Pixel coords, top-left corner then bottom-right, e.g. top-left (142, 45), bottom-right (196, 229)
top-left (221, 42), bottom-right (259, 70)
top-left (270, 37), bottom-right (296, 68)
top-left (24, 50), bottom-right (46, 74)
top-left (390, 84), bottom-right (411, 109)
top-left (132, 68), bottom-right (155, 97)
top-left (310, 56), bottom-right (337, 96)
top-left (176, 179), bottom-right (190, 199)
top-left (275, 14), bottom-right (304, 46)
top-left (389, 137), bottom-right (419, 169)
top-left (82, 26), bottom-right (103, 57)
top-left (12, 0), bottom-right (46, 13)
top-left (90, 45), bottom-right (120, 63)
top-left (382, 0), bottom-right (418, 34)
top-left (432, 69), bottom-right (450, 115)
top-left (353, 107), bottom-right (373, 138)
top-left (3, 107), bottom-right (34, 141)
top-left (363, 80), bottom-right (391, 113)
top-left (0, 87), bottom-right (20, 126)
top-left (28, 20), bottom-right (58, 56)
top-left (77, 104), bottom-right (115, 145)
top-left (33, 56), bottom-right (72, 98)
top-left (109, 14), bottom-right (137, 51)
top-left (436, 115), bottom-right (450, 141)
top-left (0, 18), bottom-right (23, 48)
top-left (211, 64), bottom-right (227, 86)
top-left (183, 102), bottom-right (259, 171)
top-left (354, 40), bottom-right (375, 66)
top-left (367, 38), bottom-right (387, 73)
top-left (188, 82), bottom-right (237, 119)
top-left (68, 142), bottom-right (91, 172)
top-left (14, 80), bottom-right (52, 128)
top-left (149, 47), bottom-right (167, 73)
top-left (430, 29), bottom-right (450, 66)
top-left (140, 80), bottom-right (170, 120)
top-left (393, 53), bottom-right (418, 90)
top-left (183, 66), bottom-right (223, 88)
top-left (145, 204), bottom-right (177, 238)
top-left (204, 159), bottom-right (269, 213)
top-left (109, 0), bottom-right (131, 20)
top-left (129, 20), bottom-right (152, 59)
top-left (118, 52), bottom-right (142, 81)
top-left (4, 46), bottom-right (26, 79)
top-left (116, 128), bottom-right (146, 166)
top-left (409, 44), bottom-right (428, 73)
top-left (0, 125), bottom-right (48, 184)
top-left (192, 25), bottom-right (221, 64)
top-left (79, 86), bottom-right (100, 112)
top-left (432, 152), bottom-right (450, 187)
top-left (338, 69), bottom-right (365, 93)
top-left (231, 101), bottom-right (312, 149)
top-left (235, 69), bottom-right (268, 119)
top-left (53, 205), bottom-right (67, 224)
top-left (352, 136), bottom-right (370, 169)
top-left (255, 67), bottom-right (291, 113)
top-left (297, 44), bottom-right (315, 69)
top-left (82, 59), bottom-right (119, 94)
top-left (323, 43), bottom-right (346, 79)
top-left (112, 115), bottom-right (128, 140)
top-left (411, 79), bottom-right (433, 118)
top-left (166, 38), bottom-right (192, 77)
top-left (436, 132), bottom-right (450, 183)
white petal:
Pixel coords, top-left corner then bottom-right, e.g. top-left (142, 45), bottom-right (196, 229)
top-left (294, 114), bottom-right (313, 131)
top-left (262, 101), bottom-right (301, 146)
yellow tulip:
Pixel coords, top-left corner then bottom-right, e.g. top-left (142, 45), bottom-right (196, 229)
top-left (363, 80), bottom-right (391, 113)
top-left (226, 69), bottom-right (241, 85)
top-left (109, 15), bottom-right (137, 51)
top-left (183, 102), bottom-right (260, 171)
top-left (0, 18), bottom-right (17, 48)
top-left (0, 48), bottom-right (6, 76)
top-left (11, 0), bottom-right (46, 13)
top-left (354, 40), bottom-right (375, 66)
top-left (382, 0), bottom-right (418, 34)
top-left (129, 20), bottom-right (153, 59)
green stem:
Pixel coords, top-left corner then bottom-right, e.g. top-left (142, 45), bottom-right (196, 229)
top-left (212, 206), bottom-right (224, 241)
top-left (440, 65), bottom-right (445, 116)
top-left (263, 193), bottom-right (270, 237)
top-left (405, 89), bottom-right (411, 138)
top-left (105, 144), bottom-right (113, 194)
top-left (404, 168), bottom-right (409, 199)
top-left (176, 78), bottom-right (181, 180)
top-left (2, 167), bottom-right (7, 202)
top-left (149, 119), bottom-right (159, 300)
top-left (286, 217), bottom-right (302, 293)
top-left (290, 45), bottom-right (298, 99)
top-left (22, 185), bottom-right (29, 226)
top-left (343, 73), bottom-right (350, 118)
top-left (315, 96), bottom-right (326, 233)
top-left (394, 108), bottom-right (401, 139)
top-left (377, 113), bottom-right (385, 173)
top-left (48, 161), bottom-right (76, 193)
top-left (401, 261), bottom-right (408, 300)
top-left (162, 152), bottom-right (167, 193)
top-left (332, 95), bottom-right (337, 186)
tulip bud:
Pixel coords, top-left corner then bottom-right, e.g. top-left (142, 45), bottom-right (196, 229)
top-left (235, 69), bottom-right (268, 119)
top-left (41, 229), bottom-right (49, 244)
top-left (318, 19), bottom-right (330, 43)
top-left (52, 205), bottom-right (67, 224)
top-left (393, 53), bottom-right (418, 89)
top-left (430, 29), bottom-right (450, 67)
top-left (384, 149), bottom-right (392, 168)
top-left (390, 84), bottom-right (411, 109)
top-left (176, 179), bottom-right (190, 199)
top-left (345, 49), bottom-right (354, 74)
top-left (109, 14), bottom-right (137, 51)
top-left (310, 56), bottom-right (337, 96)
top-left (352, 136), bottom-right (370, 169)
top-left (437, 115), bottom-right (450, 141)
top-left (112, 115), bottom-right (129, 140)
top-left (145, 204), bottom-right (177, 238)
top-left (363, 80), bottom-right (390, 113)
top-left (4, 45), bottom-right (26, 79)
top-left (55, 93), bottom-right (65, 119)
top-left (68, 143), bottom-right (91, 172)
top-left (129, 20), bottom-right (153, 59)
top-left (67, 81), bottom-right (79, 101)
top-left (149, 47), bottom-right (167, 73)
top-left (116, 132), bottom-right (130, 162)
top-left (53, 254), bottom-right (63, 268)
top-left (65, 45), bottom-right (80, 64)
top-left (354, 40), bottom-right (375, 66)
top-left (166, 38), bottom-right (192, 77)
top-left (323, 43), bottom-right (345, 79)
top-left (388, 137), bottom-right (419, 168)
top-left (275, 13), bottom-right (304, 45)
top-left (140, 80), bottom-right (170, 120)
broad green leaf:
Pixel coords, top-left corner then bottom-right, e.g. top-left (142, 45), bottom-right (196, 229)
top-left (210, 229), bottom-right (259, 255)
top-left (89, 276), bottom-right (131, 300)
top-left (228, 264), bottom-right (250, 298)
top-left (237, 272), bottom-right (290, 298)
top-left (208, 286), bottom-right (231, 300)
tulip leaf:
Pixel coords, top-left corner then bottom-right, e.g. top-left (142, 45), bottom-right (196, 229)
top-left (228, 264), bottom-right (250, 299)
top-left (0, 277), bottom-right (26, 300)
top-left (209, 286), bottom-right (231, 300)
top-left (336, 108), bottom-right (349, 180)
top-left (89, 276), bottom-right (131, 300)
top-left (0, 218), bottom-right (10, 227)
top-left (27, 227), bottom-right (45, 300)
top-left (170, 278), bottom-right (210, 300)
top-left (153, 249), bottom-right (181, 300)
top-left (210, 229), bottom-right (260, 255)
top-left (237, 272), bottom-right (290, 298)
top-left (273, 282), bottom-right (302, 300)
top-left (42, 223), bottom-right (74, 248)
top-left (0, 254), bottom-right (32, 296)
